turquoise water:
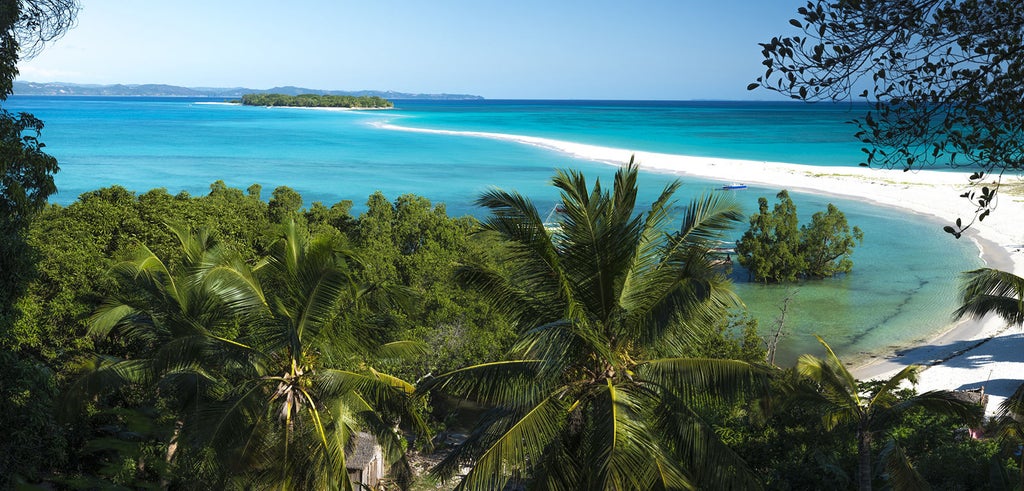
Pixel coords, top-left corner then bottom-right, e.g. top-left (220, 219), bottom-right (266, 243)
top-left (5, 96), bottom-right (983, 364)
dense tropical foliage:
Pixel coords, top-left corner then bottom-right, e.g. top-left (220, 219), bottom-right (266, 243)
top-left (2, 182), bottom-right (515, 487)
top-left (75, 220), bottom-right (434, 489)
top-left (240, 93), bottom-right (393, 109)
top-left (0, 175), bottom-right (1008, 489)
top-left (0, 0), bottom-right (79, 484)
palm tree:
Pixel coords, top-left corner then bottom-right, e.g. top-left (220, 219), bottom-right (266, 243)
top-left (69, 223), bottom-right (263, 483)
top-left (955, 267), bottom-right (1024, 486)
top-left (795, 336), bottom-right (981, 491)
top-left (76, 222), bottom-right (427, 490)
top-left (422, 161), bottom-right (767, 490)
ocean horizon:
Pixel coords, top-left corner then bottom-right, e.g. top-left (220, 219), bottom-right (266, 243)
top-left (5, 95), bottom-right (984, 364)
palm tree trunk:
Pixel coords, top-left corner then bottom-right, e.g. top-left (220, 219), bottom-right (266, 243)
top-left (857, 421), bottom-right (872, 491)
top-left (161, 419), bottom-right (183, 489)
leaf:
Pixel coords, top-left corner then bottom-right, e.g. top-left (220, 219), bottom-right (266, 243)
top-left (747, 83), bottom-right (759, 91)
top-left (789, 19), bottom-right (802, 28)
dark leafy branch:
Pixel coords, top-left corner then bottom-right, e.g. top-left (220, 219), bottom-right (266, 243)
top-left (754, 0), bottom-right (1024, 237)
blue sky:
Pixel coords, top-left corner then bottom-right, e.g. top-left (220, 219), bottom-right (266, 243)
top-left (18, 1), bottom-right (801, 100)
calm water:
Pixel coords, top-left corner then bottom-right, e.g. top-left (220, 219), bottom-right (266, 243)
top-left (5, 96), bottom-right (983, 364)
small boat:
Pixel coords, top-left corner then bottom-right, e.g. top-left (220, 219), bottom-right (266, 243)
top-left (722, 183), bottom-right (747, 190)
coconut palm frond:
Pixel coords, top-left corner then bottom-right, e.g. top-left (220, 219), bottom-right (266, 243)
top-left (955, 267), bottom-right (1024, 325)
top-left (87, 303), bottom-right (141, 339)
top-left (867, 364), bottom-right (920, 408)
top-left (194, 378), bottom-right (275, 452)
top-left (419, 360), bottom-right (545, 407)
top-left (794, 336), bottom-right (983, 491)
top-left (76, 218), bottom-right (429, 488)
top-left (554, 167), bottom-right (644, 326)
top-left (999, 382), bottom-right (1024, 420)
top-left (456, 261), bottom-right (558, 328)
top-left (201, 258), bottom-right (268, 319)
top-left (673, 192), bottom-right (745, 251)
top-left (799, 337), bottom-right (861, 408)
top-left (992, 383), bottom-right (1024, 443)
top-left (654, 390), bottom-right (763, 491)
top-left (515, 318), bottom-right (610, 383)
top-left (373, 339), bottom-right (430, 362)
top-left (879, 437), bottom-right (930, 491)
top-left (60, 356), bottom-right (152, 419)
top-left (888, 390), bottom-right (984, 428)
top-left (796, 355), bottom-right (863, 430)
top-left (638, 357), bottom-right (768, 402)
top-left (585, 381), bottom-right (664, 490)
top-left (444, 395), bottom-right (568, 491)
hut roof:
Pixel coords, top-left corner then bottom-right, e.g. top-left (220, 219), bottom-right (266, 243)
top-left (346, 432), bottom-right (379, 469)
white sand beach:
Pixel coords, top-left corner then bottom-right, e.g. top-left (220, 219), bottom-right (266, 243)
top-left (379, 123), bottom-right (1024, 416)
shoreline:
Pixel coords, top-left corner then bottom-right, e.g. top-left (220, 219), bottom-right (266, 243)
top-left (378, 122), bottom-right (1024, 414)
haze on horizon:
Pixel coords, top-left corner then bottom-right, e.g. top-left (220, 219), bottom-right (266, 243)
top-left (17, 0), bottom-right (799, 101)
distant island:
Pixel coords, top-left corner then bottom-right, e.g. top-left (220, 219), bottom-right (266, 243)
top-left (11, 81), bottom-right (484, 100)
top-left (239, 93), bottom-right (392, 109)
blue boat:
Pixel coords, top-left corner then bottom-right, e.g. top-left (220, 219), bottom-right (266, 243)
top-left (722, 183), bottom-right (747, 190)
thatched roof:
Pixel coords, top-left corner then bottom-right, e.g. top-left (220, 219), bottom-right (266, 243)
top-left (346, 432), bottom-right (380, 470)
top-left (950, 388), bottom-right (989, 407)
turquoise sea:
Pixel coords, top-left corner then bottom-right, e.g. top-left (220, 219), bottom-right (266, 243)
top-left (5, 96), bottom-right (983, 365)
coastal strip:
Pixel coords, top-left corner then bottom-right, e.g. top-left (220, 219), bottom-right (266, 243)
top-left (377, 121), bottom-right (1024, 415)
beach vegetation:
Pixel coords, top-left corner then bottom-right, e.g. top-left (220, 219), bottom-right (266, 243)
top-left (756, 0), bottom-right (1024, 237)
top-left (421, 162), bottom-right (769, 490)
top-left (793, 336), bottom-right (983, 491)
top-left (956, 267), bottom-right (1024, 487)
top-left (735, 190), bottom-right (863, 282)
top-left (724, 374), bottom-right (1005, 490)
top-left (240, 92), bottom-right (393, 109)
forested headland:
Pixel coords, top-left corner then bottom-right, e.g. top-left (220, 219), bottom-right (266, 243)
top-left (239, 92), bottom-right (393, 108)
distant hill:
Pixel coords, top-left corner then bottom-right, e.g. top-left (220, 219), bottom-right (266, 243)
top-left (11, 81), bottom-right (484, 100)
